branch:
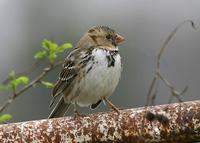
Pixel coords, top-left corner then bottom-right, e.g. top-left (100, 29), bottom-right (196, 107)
top-left (0, 100), bottom-right (200, 142)
top-left (0, 40), bottom-right (72, 114)
top-left (0, 61), bottom-right (62, 113)
top-left (146, 20), bottom-right (196, 106)
top-left (1, 60), bottom-right (44, 85)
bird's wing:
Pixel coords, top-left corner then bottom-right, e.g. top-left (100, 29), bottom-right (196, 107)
top-left (49, 49), bottom-right (80, 107)
top-left (49, 47), bottom-right (94, 107)
top-left (52, 59), bottom-right (77, 96)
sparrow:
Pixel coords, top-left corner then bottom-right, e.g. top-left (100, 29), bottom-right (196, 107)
top-left (48, 26), bottom-right (125, 119)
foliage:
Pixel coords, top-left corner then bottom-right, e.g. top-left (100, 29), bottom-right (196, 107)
top-left (8, 71), bottom-right (29, 92)
top-left (41, 81), bottom-right (54, 88)
top-left (34, 39), bottom-right (72, 63)
top-left (0, 114), bottom-right (12, 123)
top-left (0, 39), bottom-right (72, 122)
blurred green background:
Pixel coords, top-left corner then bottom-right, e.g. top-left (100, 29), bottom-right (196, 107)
top-left (0, 0), bottom-right (200, 122)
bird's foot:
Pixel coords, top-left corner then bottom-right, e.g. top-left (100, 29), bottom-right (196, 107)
top-left (111, 105), bottom-right (120, 114)
top-left (73, 111), bottom-right (85, 120)
top-left (103, 98), bottom-right (120, 114)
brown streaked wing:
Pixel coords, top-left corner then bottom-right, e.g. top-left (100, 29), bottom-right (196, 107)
top-left (50, 46), bottom-right (94, 107)
top-left (49, 61), bottom-right (78, 108)
top-left (49, 51), bottom-right (79, 108)
top-left (52, 59), bottom-right (77, 97)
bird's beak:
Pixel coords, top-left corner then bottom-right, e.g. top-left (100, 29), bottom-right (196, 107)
top-left (115, 34), bottom-right (125, 45)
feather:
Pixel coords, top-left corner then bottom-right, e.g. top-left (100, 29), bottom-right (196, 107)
top-left (48, 96), bottom-right (71, 118)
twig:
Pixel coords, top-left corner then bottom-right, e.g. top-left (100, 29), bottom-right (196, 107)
top-left (150, 79), bottom-right (159, 105)
top-left (142, 20), bottom-right (196, 137)
top-left (1, 60), bottom-right (44, 85)
top-left (0, 61), bottom-right (62, 113)
top-left (146, 20), bottom-right (196, 107)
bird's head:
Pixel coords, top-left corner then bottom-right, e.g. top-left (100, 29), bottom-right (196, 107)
top-left (77, 26), bottom-right (125, 50)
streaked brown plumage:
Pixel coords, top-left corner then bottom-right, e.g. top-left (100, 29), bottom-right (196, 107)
top-left (48, 26), bottom-right (124, 118)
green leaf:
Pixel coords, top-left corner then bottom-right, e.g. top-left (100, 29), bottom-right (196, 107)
top-left (62, 43), bottom-right (73, 49)
top-left (48, 52), bottom-right (57, 63)
top-left (34, 51), bottom-right (47, 60)
top-left (42, 39), bottom-right (58, 51)
top-left (50, 43), bottom-right (58, 51)
top-left (15, 76), bottom-right (29, 84)
top-left (7, 72), bottom-right (29, 91)
top-left (41, 81), bottom-right (54, 88)
top-left (57, 43), bottom-right (72, 53)
top-left (60, 43), bottom-right (73, 50)
top-left (10, 76), bottom-right (29, 88)
top-left (41, 39), bottom-right (72, 63)
top-left (42, 39), bottom-right (51, 50)
top-left (0, 114), bottom-right (12, 122)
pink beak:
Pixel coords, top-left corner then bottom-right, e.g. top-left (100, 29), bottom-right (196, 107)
top-left (115, 34), bottom-right (125, 45)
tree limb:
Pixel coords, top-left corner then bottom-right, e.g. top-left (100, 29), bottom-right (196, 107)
top-left (0, 100), bottom-right (200, 143)
top-left (0, 61), bottom-right (62, 113)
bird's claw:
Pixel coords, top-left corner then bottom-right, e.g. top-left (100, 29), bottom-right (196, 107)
top-left (73, 111), bottom-right (85, 120)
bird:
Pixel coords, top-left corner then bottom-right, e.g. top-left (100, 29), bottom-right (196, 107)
top-left (48, 26), bottom-right (125, 119)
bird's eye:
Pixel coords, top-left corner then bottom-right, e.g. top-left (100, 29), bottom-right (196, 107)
top-left (106, 34), bottom-right (112, 40)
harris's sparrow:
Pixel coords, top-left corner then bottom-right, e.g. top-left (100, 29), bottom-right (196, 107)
top-left (48, 26), bottom-right (125, 118)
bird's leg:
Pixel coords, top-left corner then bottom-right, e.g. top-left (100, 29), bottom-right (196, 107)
top-left (73, 103), bottom-right (85, 120)
top-left (103, 97), bottom-right (120, 114)
top-left (73, 103), bottom-right (80, 120)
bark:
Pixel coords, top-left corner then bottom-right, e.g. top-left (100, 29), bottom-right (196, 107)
top-left (0, 100), bottom-right (200, 143)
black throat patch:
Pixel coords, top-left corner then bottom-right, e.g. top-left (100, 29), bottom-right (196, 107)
top-left (106, 50), bottom-right (118, 67)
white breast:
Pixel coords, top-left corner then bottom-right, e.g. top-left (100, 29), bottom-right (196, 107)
top-left (74, 48), bottom-right (122, 107)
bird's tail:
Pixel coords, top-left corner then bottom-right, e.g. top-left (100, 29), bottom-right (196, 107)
top-left (48, 96), bottom-right (71, 119)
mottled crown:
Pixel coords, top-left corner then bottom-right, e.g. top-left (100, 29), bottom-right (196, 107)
top-left (89, 26), bottom-right (115, 34)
